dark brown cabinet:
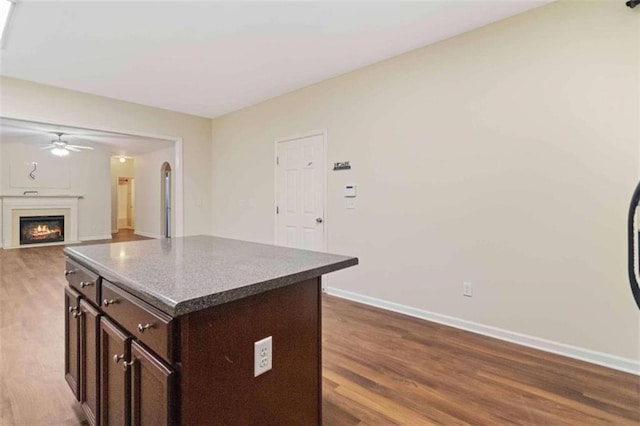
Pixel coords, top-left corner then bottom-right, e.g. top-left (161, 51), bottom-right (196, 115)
top-left (100, 317), bottom-right (130, 426)
top-left (65, 285), bottom-right (81, 400)
top-left (65, 259), bottom-right (100, 304)
top-left (79, 299), bottom-right (100, 425)
top-left (65, 259), bottom-right (175, 426)
top-left (130, 341), bottom-right (175, 426)
top-left (99, 316), bottom-right (175, 426)
top-left (65, 253), bottom-right (326, 425)
top-left (101, 280), bottom-right (174, 363)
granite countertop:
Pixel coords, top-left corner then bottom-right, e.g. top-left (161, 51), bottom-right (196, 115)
top-left (64, 235), bottom-right (358, 317)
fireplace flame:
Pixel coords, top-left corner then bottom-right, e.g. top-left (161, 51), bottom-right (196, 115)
top-left (30, 224), bottom-right (62, 239)
top-left (20, 216), bottom-right (65, 245)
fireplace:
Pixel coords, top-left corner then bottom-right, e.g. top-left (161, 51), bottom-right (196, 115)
top-left (20, 215), bottom-right (65, 245)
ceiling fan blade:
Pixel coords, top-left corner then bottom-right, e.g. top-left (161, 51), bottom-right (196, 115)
top-left (66, 146), bottom-right (81, 152)
top-left (39, 145), bottom-right (55, 150)
top-left (68, 145), bottom-right (94, 150)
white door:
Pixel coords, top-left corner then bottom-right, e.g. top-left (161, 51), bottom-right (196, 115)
top-left (117, 177), bottom-right (134, 229)
top-left (276, 133), bottom-right (325, 251)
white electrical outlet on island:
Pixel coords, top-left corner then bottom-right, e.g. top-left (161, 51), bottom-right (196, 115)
top-left (254, 336), bottom-right (273, 377)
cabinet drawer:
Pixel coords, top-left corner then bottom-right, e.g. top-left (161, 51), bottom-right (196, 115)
top-left (65, 259), bottom-right (100, 305)
top-left (101, 280), bottom-right (173, 363)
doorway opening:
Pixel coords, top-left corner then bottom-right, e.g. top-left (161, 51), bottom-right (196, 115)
top-left (1, 116), bottom-right (185, 239)
top-left (161, 162), bottom-right (172, 238)
top-left (117, 177), bottom-right (135, 230)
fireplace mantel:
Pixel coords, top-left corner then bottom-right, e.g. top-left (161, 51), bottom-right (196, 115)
top-left (0, 195), bottom-right (82, 248)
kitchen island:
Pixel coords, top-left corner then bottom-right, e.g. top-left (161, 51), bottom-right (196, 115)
top-left (63, 235), bottom-right (357, 425)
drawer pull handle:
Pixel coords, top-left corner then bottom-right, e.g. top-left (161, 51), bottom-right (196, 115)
top-left (64, 269), bottom-right (76, 276)
top-left (80, 281), bottom-right (94, 288)
top-left (103, 299), bottom-right (118, 306)
top-left (137, 323), bottom-right (153, 333)
top-left (73, 311), bottom-right (83, 319)
top-left (68, 306), bottom-right (77, 314)
top-left (113, 354), bottom-right (124, 364)
top-left (123, 359), bottom-right (135, 371)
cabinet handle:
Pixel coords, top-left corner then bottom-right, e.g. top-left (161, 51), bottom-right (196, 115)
top-left (113, 354), bottom-right (124, 364)
top-left (103, 299), bottom-right (118, 306)
top-left (64, 269), bottom-right (76, 276)
top-left (80, 281), bottom-right (94, 288)
top-left (137, 323), bottom-right (153, 333)
top-left (68, 306), bottom-right (77, 314)
top-left (122, 359), bottom-right (135, 371)
top-left (73, 311), bottom-right (83, 319)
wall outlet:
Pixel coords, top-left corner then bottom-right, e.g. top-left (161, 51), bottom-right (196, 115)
top-left (254, 336), bottom-right (272, 377)
top-left (463, 282), bottom-right (473, 297)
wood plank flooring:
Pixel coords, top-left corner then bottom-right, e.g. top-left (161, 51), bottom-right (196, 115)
top-left (322, 296), bottom-right (640, 425)
top-left (0, 236), bottom-right (638, 425)
top-left (0, 232), bottom-right (148, 425)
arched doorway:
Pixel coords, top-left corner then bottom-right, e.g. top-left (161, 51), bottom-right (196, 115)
top-left (161, 162), bottom-right (172, 238)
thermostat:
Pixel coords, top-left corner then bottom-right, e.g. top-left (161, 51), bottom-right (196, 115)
top-left (344, 185), bottom-right (357, 197)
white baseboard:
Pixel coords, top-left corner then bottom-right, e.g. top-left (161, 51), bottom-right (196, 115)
top-left (80, 235), bottom-right (113, 242)
top-left (134, 230), bottom-right (162, 239)
top-left (2, 240), bottom-right (82, 249)
top-left (326, 287), bottom-right (640, 376)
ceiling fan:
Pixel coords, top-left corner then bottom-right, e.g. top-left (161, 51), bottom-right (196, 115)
top-left (40, 132), bottom-right (94, 156)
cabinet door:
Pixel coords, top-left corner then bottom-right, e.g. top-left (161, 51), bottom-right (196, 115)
top-left (64, 286), bottom-right (81, 400)
top-left (100, 317), bottom-right (131, 426)
top-left (79, 299), bottom-right (100, 426)
top-left (130, 341), bottom-right (175, 426)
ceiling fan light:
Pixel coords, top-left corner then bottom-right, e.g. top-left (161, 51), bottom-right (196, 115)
top-left (52, 147), bottom-right (69, 157)
top-left (119, 156), bottom-right (126, 163)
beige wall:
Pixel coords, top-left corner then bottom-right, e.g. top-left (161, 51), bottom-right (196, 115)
top-left (211, 1), bottom-right (640, 361)
top-left (0, 76), bottom-right (212, 237)
top-left (134, 147), bottom-right (175, 238)
top-left (2, 138), bottom-right (111, 240)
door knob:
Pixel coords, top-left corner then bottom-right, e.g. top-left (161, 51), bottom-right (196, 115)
top-left (316, 217), bottom-right (323, 223)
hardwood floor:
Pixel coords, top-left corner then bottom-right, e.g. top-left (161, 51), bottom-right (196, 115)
top-left (322, 296), bottom-right (640, 425)
top-left (0, 237), bottom-right (638, 425)
top-left (77, 229), bottom-right (150, 245)
top-left (0, 233), bottom-right (148, 425)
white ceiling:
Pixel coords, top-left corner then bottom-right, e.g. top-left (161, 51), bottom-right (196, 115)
top-left (0, 117), bottom-right (174, 156)
top-left (0, 1), bottom-right (551, 118)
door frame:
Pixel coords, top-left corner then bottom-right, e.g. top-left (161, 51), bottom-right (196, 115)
top-left (161, 162), bottom-right (172, 238)
top-left (273, 129), bottom-right (328, 253)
